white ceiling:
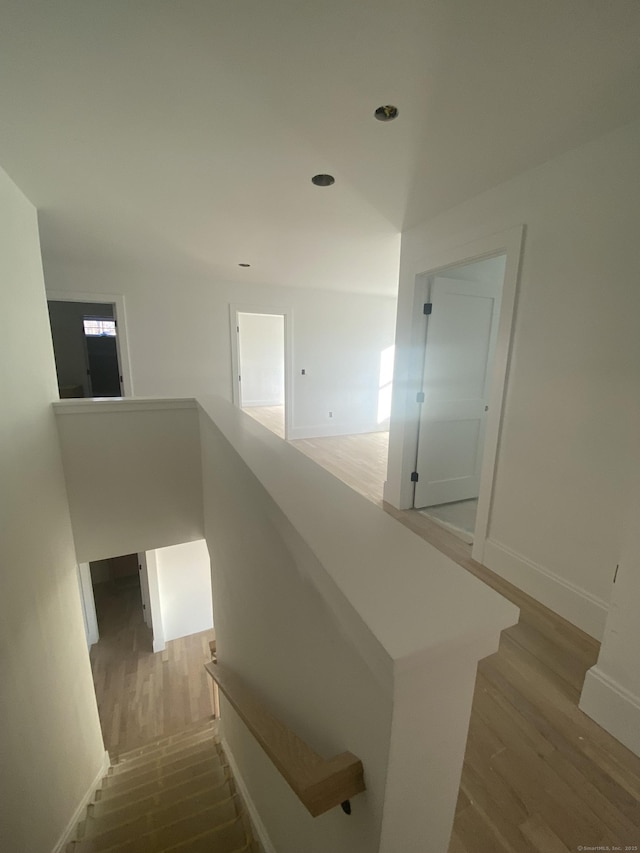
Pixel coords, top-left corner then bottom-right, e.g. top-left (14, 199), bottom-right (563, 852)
top-left (1, 1), bottom-right (639, 295)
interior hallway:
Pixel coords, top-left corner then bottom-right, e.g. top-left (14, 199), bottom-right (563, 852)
top-left (244, 405), bottom-right (640, 852)
top-left (90, 578), bottom-right (215, 758)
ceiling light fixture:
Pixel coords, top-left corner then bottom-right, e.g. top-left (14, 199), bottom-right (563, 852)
top-left (374, 105), bottom-right (399, 122)
top-left (311, 174), bottom-right (335, 187)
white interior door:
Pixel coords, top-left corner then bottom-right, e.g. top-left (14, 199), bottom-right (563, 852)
top-left (414, 276), bottom-right (502, 509)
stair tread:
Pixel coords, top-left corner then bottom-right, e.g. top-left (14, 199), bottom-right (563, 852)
top-left (83, 777), bottom-right (235, 834)
top-left (102, 743), bottom-right (223, 790)
top-left (94, 761), bottom-right (230, 810)
top-left (108, 735), bottom-right (221, 778)
top-left (67, 723), bottom-right (259, 853)
top-left (112, 722), bottom-right (218, 766)
top-left (160, 817), bottom-right (250, 853)
top-left (73, 795), bottom-right (240, 851)
top-left (71, 814), bottom-right (248, 853)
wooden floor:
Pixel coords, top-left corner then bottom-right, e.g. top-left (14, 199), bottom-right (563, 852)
top-left (90, 579), bottom-right (215, 758)
top-left (284, 432), bottom-right (640, 853)
top-left (291, 430), bottom-right (389, 505)
top-left (243, 404), bottom-right (285, 439)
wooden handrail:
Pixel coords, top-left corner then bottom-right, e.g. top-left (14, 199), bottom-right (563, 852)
top-left (205, 661), bottom-right (366, 816)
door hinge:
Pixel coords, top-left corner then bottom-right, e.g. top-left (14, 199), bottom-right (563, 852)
top-left (416, 391), bottom-right (425, 403)
top-left (423, 302), bottom-right (433, 315)
top-left (410, 471), bottom-right (419, 483)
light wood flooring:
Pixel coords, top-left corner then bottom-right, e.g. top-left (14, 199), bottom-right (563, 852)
top-left (243, 404), bottom-right (285, 438)
top-left (244, 406), bottom-right (389, 504)
top-left (90, 579), bottom-right (215, 758)
top-left (291, 431), bottom-right (389, 505)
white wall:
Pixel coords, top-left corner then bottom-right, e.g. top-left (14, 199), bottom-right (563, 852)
top-left (43, 264), bottom-right (397, 438)
top-left (154, 539), bottom-right (214, 643)
top-left (387, 120), bottom-right (640, 639)
top-left (55, 400), bottom-right (204, 563)
top-left (291, 293), bottom-right (396, 437)
top-left (239, 313), bottom-right (284, 407)
top-left (0, 165), bottom-right (105, 853)
top-left (198, 396), bottom-right (517, 853)
top-left (580, 395), bottom-right (640, 756)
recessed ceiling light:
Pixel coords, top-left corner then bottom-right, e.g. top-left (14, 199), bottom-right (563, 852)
top-left (311, 174), bottom-right (335, 187)
top-left (374, 105), bottom-right (399, 122)
top-left (238, 263), bottom-right (251, 267)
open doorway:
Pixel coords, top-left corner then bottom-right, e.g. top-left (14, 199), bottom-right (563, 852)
top-left (88, 553), bottom-right (152, 651)
top-left (47, 300), bottom-right (121, 397)
top-left (46, 291), bottom-right (133, 398)
top-left (230, 305), bottom-right (289, 439)
top-left (86, 541), bottom-right (215, 754)
top-left (412, 254), bottom-right (508, 545)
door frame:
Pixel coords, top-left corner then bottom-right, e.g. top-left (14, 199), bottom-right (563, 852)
top-left (138, 552), bottom-right (153, 630)
top-left (229, 303), bottom-right (292, 440)
top-left (77, 562), bottom-right (99, 647)
top-left (47, 290), bottom-right (134, 397)
top-left (386, 226), bottom-right (524, 563)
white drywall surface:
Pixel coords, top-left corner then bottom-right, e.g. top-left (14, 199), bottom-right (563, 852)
top-left (580, 401), bottom-right (640, 757)
top-left (54, 400), bottom-right (204, 563)
top-left (154, 539), bottom-right (214, 643)
top-left (238, 313), bottom-right (284, 407)
top-left (387, 120), bottom-right (640, 640)
top-left (43, 266), bottom-right (397, 437)
top-left (0, 165), bottom-right (105, 853)
top-left (198, 397), bottom-right (517, 853)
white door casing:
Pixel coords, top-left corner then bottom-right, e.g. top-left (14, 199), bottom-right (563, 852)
top-left (77, 562), bottom-right (99, 648)
top-left (138, 552), bottom-right (153, 630)
top-left (414, 277), bottom-right (502, 508)
top-left (46, 290), bottom-right (134, 397)
top-left (383, 226), bottom-right (523, 563)
top-left (228, 303), bottom-right (293, 439)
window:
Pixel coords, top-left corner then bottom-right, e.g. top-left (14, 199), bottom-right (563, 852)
top-left (83, 317), bottom-right (116, 337)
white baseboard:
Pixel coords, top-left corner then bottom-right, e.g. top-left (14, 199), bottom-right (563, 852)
top-left (289, 422), bottom-right (386, 440)
top-left (52, 749), bottom-right (110, 853)
top-left (243, 400), bottom-right (283, 408)
top-left (580, 666), bottom-right (640, 758)
top-left (483, 538), bottom-right (609, 640)
top-left (221, 737), bottom-right (277, 853)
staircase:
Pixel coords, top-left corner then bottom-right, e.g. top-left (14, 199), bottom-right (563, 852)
top-left (66, 720), bottom-right (262, 853)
